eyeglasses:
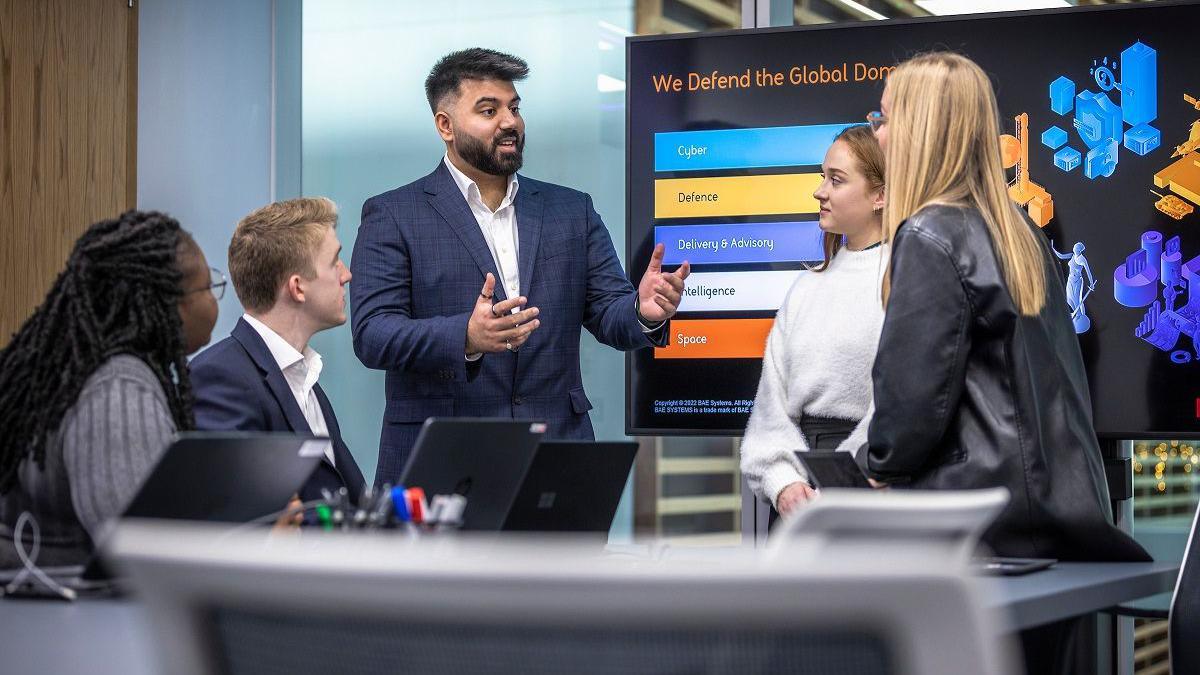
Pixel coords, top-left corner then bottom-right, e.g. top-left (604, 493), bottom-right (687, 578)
top-left (866, 111), bottom-right (887, 133)
top-left (185, 267), bottom-right (228, 300)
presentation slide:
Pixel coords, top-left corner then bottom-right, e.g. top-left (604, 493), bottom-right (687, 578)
top-left (625, 1), bottom-right (1200, 437)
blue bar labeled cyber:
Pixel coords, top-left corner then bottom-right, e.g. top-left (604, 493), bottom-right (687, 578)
top-left (654, 123), bottom-right (858, 172)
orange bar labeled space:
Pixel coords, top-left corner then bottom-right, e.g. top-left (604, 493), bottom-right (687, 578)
top-left (655, 319), bottom-right (774, 359)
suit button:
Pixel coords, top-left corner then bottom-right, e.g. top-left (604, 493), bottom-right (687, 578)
top-left (513, 396), bottom-right (524, 405)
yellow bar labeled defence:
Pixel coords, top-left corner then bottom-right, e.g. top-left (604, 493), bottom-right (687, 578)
top-left (655, 174), bottom-right (822, 219)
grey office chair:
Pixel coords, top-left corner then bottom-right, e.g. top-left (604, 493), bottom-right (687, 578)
top-left (1170, 500), bottom-right (1200, 674)
top-left (767, 487), bottom-right (1010, 565)
top-left (110, 521), bottom-right (1018, 675)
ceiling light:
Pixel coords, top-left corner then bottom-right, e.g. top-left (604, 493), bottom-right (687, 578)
top-left (832, 0), bottom-right (889, 20)
top-left (915, 0), bottom-right (1070, 16)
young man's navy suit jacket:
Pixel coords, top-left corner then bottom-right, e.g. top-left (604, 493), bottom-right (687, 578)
top-left (190, 318), bottom-right (367, 504)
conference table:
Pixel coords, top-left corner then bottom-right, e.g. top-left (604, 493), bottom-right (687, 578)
top-left (0, 553), bottom-right (1179, 675)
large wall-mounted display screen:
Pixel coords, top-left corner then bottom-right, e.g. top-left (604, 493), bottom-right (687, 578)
top-left (626, 1), bottom-right (1200, 437)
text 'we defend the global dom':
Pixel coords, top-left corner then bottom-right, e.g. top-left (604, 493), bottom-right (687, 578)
top-left (651, 63), bottom-right (896, 94)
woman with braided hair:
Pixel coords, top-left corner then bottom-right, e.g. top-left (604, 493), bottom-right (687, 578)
top-left (0, 211), bottom-right (218, 568)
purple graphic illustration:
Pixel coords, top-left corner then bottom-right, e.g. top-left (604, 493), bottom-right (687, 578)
top-left (1115, 231), bottom-right (1200, 362)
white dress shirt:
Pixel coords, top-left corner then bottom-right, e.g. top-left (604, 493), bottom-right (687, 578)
top-left (242, 313), bottom-right (335, 466)
top-left (443, 155), bottom-right (662, 360)
top-left (444, 155), bottom-right (522, 299)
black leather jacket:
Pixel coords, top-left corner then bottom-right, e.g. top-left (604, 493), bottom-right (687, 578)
top-left (865, 204), bottom-right (1149, 562)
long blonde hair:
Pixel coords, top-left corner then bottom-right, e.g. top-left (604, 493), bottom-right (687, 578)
top-left (881, 52), bottom-right (1046, 316)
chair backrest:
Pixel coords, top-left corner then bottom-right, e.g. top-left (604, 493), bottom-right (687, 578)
top-left (1170, 500), bottom-right (1200, 674)
top-left (109, 521), bottom-right (1017, 675)
top-left (768, 487), bottom-right (1010, 565)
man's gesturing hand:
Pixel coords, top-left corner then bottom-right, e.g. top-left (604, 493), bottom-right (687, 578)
top-left (466, 273), bottom-right (540, 355)
top-left (636, 243), bottom-right (691, 324)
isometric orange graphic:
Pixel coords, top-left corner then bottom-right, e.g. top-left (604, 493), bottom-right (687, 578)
top-left (1155, 155), bottom-right (1200, 207)
top-left (1154, 96), bottom-right (1200, 210)
top-left (1152, 190), bottom-right (1195, 220)
top-left (1171, 120), bottom-right (1200, 159)
top-left (1004, 113), bottom-right (1055, 227)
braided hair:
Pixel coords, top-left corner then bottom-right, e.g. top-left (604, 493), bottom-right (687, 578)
top-left (0, 210), bottom-right (197, 493)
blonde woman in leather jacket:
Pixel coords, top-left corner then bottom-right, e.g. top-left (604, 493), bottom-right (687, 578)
top-left (865, 52), bottom-right (1148, 565)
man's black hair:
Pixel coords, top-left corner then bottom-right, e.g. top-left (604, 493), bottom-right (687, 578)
top-left (0, 211), bottom-right (197, 494)
top-left (425, 48), bottom-right (529, 113)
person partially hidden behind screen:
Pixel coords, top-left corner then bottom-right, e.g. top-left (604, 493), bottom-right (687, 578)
top-left (189, 198), bottom-right (366, 506)
top-left (0, 212), bottom-right (219, 569)
top-left (740, 124), bottom-right (886, 523)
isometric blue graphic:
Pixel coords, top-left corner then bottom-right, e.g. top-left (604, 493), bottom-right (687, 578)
top-left (1084, 138), bottom-right (1119, 179)
top-left (1054, 146), bottom-right (1082, 172)
top-left (1042, 126), bottom-right (1068, 149)
top-left (1119, 41), bottom-right (1157, 126)
top-left (1115, 231), bottom-right (1161, 307)
top-left (1161, 245), bottom-right (1185, 311)
top-left (1052, 240), bottom-right (1097, 333)
top-left (1046, 41), bottom-right (1160, 181)
top-left (1115, 231), bottom-right (1200, 363)
top-left (1123, 123), bottom-right (1161, 155)
top-left (1050, 76), bottom-right (1075, 115)
top-left (1090, 55), bottom-right (1121, 94)
top-left (1074, 91), bottom-right (1122, 150)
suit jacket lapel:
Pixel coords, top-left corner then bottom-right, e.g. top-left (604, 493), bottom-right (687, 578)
top-left (515, 178), bottom-right (543, 297)
top-left (314, 384), bottom-right (366, 495)
top-left (231, 318), bottom-right (313, 435)
top-left (425, 162), bottom-right (508, 302)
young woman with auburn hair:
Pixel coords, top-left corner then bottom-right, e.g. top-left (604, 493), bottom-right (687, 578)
top-left (741, 124), bottom-right (886, 521)
top-left (864, 52), bottom-right (1146, 564)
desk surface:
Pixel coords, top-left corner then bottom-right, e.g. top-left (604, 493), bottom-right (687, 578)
top-left (0, 597), bottom-right (152, 675)
top-left (979, 560), bottom-right (1179, 631)
top-left (0, 559), bottom-right (1180, 675)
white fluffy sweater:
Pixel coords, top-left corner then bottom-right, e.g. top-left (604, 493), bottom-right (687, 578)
top-left (740, 245), bottom-right (886, 507)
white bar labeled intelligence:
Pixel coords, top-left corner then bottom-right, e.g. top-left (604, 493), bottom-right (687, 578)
top-left (677, 271), bottom-right (803, 312)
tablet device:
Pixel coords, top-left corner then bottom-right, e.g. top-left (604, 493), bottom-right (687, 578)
top-left (796, 451), bottom-right (872, 489)
top-left (123, 432), bottom-right (326, 522)
top-left (503, 440), bottom-right (638, 533)
top-left (399, 418), bottom-right (546, 531)
top-left (83, 432), bottom-right (326, 582)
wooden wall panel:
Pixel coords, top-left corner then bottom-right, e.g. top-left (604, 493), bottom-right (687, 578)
top-left (0, 0), bottom-right (137, 346)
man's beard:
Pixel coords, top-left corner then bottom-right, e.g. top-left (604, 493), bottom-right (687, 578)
top-left (458, 129), bottom-right (525, 176)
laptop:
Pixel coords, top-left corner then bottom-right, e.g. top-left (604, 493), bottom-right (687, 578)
top-left (503, 441), bottom-right (638, 533)
top-left (80, 432), bottom-right (327, 583)
top-left (121, 432), bottom-right (327, 522)
top-left (398, 418), bottom-right (546, 531)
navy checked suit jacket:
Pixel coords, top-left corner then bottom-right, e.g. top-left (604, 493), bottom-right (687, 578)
top-left (189, 318), bottom-right (368, 505)
top-left (351, 162), bottom-right (667, 485)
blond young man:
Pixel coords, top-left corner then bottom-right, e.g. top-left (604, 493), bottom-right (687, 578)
top-left (190, 197), bottom-right (367, 504)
